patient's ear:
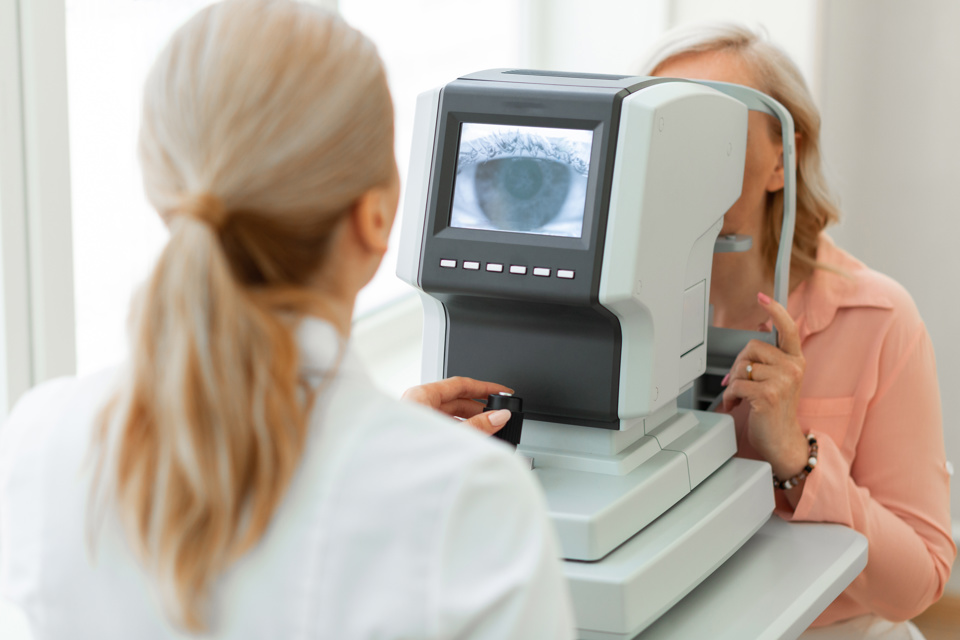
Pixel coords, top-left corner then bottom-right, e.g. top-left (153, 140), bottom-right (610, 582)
top-left (766, 132), bottom-right (801, 193)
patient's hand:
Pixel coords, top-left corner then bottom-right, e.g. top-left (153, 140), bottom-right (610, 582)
top-left (403, 376), bottom-right (514, 436)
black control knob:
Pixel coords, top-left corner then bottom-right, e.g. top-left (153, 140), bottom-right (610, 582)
top-left (485, 392), bottom-right (524, 448)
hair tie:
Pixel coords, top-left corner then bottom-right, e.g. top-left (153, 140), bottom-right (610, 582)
top-left (174, 193), bottom-right (229, 230)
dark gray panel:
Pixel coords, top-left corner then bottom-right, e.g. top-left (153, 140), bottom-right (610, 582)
top-left (444, 296), bottom-right (621, 429)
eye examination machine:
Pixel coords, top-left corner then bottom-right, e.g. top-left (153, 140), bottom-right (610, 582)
top-left (396, 69), bottom-right (855, 639)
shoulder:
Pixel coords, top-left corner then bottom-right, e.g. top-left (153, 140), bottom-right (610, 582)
top-left (804, 237), bottom-right (933, 398)
top-left (808, 236), bottom-right (924, 339)
top-left (320, 379), bottom-right (540, 522)
top-left (0, 367), bottom-right (120, 472)
top-left (303, 384), bottom-right (561, 637)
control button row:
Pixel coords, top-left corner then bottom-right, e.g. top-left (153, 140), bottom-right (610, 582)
top-left (440, 259), bottom-right (575, 280)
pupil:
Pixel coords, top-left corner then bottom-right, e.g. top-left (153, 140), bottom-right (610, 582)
top-left (502, 158), bottom-right (543, 200)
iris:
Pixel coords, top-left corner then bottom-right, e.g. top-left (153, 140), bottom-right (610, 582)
top-left (474, 156), bottom-right (571, 231)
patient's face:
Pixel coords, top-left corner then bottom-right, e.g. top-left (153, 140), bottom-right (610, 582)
top-left (653, 50), bottom-right (784, 239)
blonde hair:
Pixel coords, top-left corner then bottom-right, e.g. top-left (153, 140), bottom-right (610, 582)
top-left (90, 0), bottom-right (394, 631)
top-left (640, 22), bottom-right (840, 280)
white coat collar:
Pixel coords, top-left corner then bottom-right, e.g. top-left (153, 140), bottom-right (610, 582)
top-left (294, 315), bottom-right (369, 388)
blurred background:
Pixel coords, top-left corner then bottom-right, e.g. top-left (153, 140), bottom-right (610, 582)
top-left (0, 2), bottom-right (958, 631)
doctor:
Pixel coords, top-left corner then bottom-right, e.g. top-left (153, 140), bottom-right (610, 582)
top-left (0, 1), bottom-right (573, 638)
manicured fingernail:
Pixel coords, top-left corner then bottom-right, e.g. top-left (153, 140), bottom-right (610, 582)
top-left (721, 373), bottom-right (730, 386)
top-left (489, 409), bottom-right (511, 427)
top-left (757, 292), bottom-right (771, 305)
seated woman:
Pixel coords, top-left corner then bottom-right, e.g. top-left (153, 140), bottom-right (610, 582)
top-left (639, 22), bottom-right (954, 639)
top-left (0, 1), bottom-right (573, 638)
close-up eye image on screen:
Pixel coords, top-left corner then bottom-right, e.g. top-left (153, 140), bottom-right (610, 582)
top-left (450, 123), bottom-right (593, 238)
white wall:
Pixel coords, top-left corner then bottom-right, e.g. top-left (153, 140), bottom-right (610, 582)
top-left (817, 0), bottom-right (960, 544)
top-left (521, 0), bottom-right (669, 74)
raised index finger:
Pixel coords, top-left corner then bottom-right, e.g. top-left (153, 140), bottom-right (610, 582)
top-left (758, 292), bottom-right (801, 356)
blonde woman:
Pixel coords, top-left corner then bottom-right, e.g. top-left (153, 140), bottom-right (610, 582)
top-left (0, 1), bottom-right (573, 638)
top-left (640, 23), bottom-right (953, 639)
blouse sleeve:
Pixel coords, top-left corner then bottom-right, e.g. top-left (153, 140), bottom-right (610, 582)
top-left (433, 450), bottom-right (576, 640)
top-left (783, 324), bottom-right (955, 621)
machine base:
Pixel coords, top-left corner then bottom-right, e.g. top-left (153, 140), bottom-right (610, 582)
top-left (565, 457), bottom-right (774, 639)
top-left (531, 410), bottom-right (736, 561)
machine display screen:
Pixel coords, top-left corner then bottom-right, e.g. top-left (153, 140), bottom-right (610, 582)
top-left (449, 123), bottom-right (593, 238)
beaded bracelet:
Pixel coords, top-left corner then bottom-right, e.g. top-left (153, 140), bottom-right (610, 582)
top-left (772, 434), bottom-right (818, 490)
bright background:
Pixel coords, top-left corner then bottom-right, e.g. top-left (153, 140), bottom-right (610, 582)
top-left (1, 7), bottom-right (958, 638)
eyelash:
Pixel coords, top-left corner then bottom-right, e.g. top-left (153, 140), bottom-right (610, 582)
top-left (457, 131), bottom-right (591, 176)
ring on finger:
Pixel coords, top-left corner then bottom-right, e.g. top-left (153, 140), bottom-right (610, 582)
top-left (746, 362), bottom-right (755, 381)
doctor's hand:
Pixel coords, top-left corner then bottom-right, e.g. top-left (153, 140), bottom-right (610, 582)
top-left (402, 376), bottom-right (514, 436)
top-left (721, 292), bottom-right (810, 482)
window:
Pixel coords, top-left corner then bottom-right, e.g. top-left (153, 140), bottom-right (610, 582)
top-left (67, 0), bottom-right (221, 376)
top-left (0, 0), bottom-right (75, 416)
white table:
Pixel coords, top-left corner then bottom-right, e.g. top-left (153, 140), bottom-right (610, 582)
top-left (638, 517), bottom-right (868, 640)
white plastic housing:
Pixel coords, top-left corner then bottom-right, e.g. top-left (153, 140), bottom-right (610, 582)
top-left (599, 82), bottom-right (747, 419)
top-left (395, 87), bottom-right (445, 383)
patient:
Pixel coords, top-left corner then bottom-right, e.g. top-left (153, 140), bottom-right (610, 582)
top-left (642, 22), bottom-right (954, 639)
top-left (0, 1), bottom-right (573, 638)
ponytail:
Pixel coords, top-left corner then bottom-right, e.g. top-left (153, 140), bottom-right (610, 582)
top-left (98, 200), bottom-right (307, 628)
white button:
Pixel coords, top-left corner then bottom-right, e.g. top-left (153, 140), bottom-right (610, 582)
top-left (440, 259), bottom-right (456, 268)
top-left (509, 265), bottom-right (527, 275)
top-left (486, 263), bottom-right (504, 272)
top-left (533, 267), bottom-right (551, 277)
top-left (557, 269), bottom-right (575, 279)
top-left (463, 261), bottom-right (480, 270)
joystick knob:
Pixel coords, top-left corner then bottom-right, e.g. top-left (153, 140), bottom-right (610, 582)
top-left (485, 392), bottom-right (524, 447)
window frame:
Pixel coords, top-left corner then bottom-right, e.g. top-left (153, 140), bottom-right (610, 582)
top-left (0, 0), bottom-right (76, 417)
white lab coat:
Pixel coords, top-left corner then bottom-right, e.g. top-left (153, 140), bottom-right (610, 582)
top-left (0, 318), bottom-right (575, 640)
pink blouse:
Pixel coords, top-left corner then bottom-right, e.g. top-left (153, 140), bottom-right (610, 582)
top-left (730, 235), bottom-right (955, 625)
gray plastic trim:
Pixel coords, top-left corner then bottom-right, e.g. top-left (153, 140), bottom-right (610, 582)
top-left (713, 233), bottom-right (753, 253)
top-left (695, 81), bottom-right (797, 362)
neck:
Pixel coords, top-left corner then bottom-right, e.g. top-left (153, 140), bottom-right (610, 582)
top-left (711, 246), bottom-right (812, 330)
top-left (303, 285), bottom-right (355, 338)
top-left (710, 244), bottom-right (774, 330)
top-left (254, 283), bottom-right (355, 338)
top-left (312, 296), bottom-right (354, 337)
